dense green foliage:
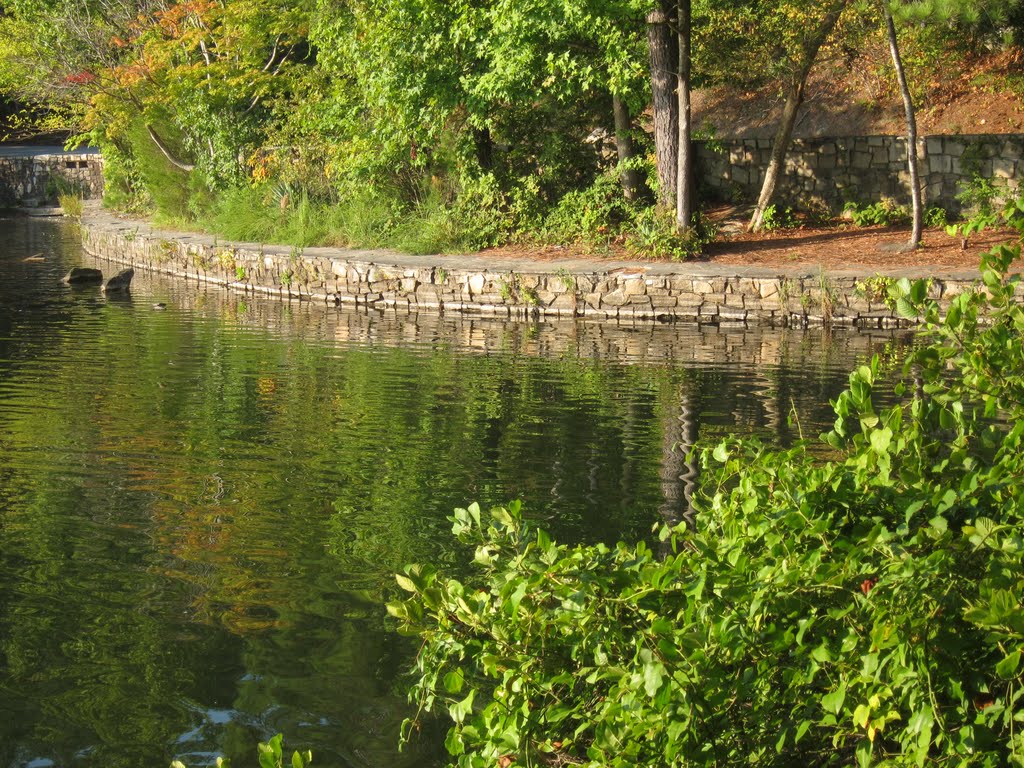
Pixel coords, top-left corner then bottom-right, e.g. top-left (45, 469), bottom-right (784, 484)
top-left (1, 0), bottom-right (1021, 253)
top-left (389, 215), bottom-right (1024, 765)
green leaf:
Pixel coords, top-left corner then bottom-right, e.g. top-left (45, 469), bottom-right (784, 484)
top-left (795, 719), bottom-right (812, 743)
top-left (822, 684), bottom-right (846, 715)
top-left (713, 442), bottom-right (730, 462)
top-left (258, 735), bottom-right (284, 768)
top-left (642, 661), bottom-right (665, 697)
top-left (448, 690), bottom-right (476, 725)
top-left (896, 296), bottom-right (916, 319)
top-left (869, 427), bottom-right (892, 454)
top-left (996, 649), bottom-right (1021, 680)
top-left (395, 574), bottom-right (418, 592)
top-left (444, 668), bottom-right (465, 694)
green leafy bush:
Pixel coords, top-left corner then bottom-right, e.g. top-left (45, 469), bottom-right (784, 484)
top-left (625, 207), bottom-right (717, 261)
top-left (957, 143), bottom-right (1003, 218)
top-left (843, 199), bottom-right (911, 227)
top-left (389, 208), bottom-right (1024, 766)
top-left (760, 203), bottom-right (800, 231)
top-left (924, 206), bottom-right (948, 228)
top-left (541, 171), bottom-right (631, 247)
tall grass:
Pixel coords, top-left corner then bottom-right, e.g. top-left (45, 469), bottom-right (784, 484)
top-left (58, 193), bottom-right (84, 219)
top-left (194, 183), bottom-right (491, 254)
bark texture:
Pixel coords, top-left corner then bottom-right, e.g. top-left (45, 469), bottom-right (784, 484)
top-left (647, 1), bottom-right (678, 210)
top-left (676, 0), bottom-right (693, 233)
top-left (612, 94), bottom-right (643, 202)
top-left (885, 3), bottom-right (923, 249)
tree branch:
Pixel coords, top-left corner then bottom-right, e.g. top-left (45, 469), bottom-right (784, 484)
top-left (145, 124), bottom-right (195, 171)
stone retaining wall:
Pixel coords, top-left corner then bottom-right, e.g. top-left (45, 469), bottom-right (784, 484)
top-left (696, 134), bottom-right (1023, 214)
top-left (114, 261), bottom-right (908, 369)
top-left (0, 151), bottom-right (104, 207)
top-left (81, 213), bottom-right (995, 328)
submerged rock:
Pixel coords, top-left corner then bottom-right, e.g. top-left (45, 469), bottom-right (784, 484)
top-left (102, 268), bottom-right (135, 292)
top-left (63, 267), bottom-right (104, 285)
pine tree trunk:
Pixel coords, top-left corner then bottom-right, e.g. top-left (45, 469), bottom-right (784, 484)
top-left (612, 93), bottom-right (643, 202)
top-left (676, 0), bottom-right (693, 233)
top-left (647, 1), bottom-right (678, 210)
top-left (749, 0), bottom-right (847, 232)
top-left (884, 3), bottom-right (922, 249)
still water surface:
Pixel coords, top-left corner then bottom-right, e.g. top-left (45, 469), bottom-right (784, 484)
top-left (0, 218), bottom-right (905, 767)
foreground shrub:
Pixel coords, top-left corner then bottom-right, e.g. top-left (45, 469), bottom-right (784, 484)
top-left (388, 213), bottom-right (1024, 766)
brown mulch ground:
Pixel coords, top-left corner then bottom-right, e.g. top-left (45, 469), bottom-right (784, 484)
top-left (701, 223), bottom-right (1016, 271)
top-left (481, 221), bottom-right (1018, 272)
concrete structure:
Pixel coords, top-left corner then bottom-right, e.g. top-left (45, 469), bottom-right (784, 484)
top-left (0, 146), bottom-right (103, 207)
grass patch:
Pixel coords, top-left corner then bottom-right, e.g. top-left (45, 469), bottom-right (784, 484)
top-left (58, 193), bottom-right (84, 219)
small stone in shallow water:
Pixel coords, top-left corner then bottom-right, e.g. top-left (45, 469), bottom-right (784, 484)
top-left (63, 267), bottom-right (104, 285)
top-left (152, 302), bottom-right (167, 310)
top-left (102, 268), bottom-right (135, 292)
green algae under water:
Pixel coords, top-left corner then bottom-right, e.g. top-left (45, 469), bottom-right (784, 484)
top-left (0, 217), bottom-right (907, 768)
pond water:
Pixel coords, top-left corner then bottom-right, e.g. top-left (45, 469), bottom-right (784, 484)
top-left (0, 217), bottom-right (907, 767)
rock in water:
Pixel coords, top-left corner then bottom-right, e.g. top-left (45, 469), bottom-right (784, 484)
top-left (102, 268), bottom-right (135, 293)
top-left (63, 267), bottom-right (104, 285)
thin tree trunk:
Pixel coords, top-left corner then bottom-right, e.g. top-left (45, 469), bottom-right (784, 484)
top-left (647, 1), bottom-right (678, 210)
top-left (612, 93), bottom-right (643, 202)
top-left (145, 124), bottom-right (195, 172)
top-left (676, 0), bottom-right (693, 233)
top-left (884, 3), bottom-right (923, 249)
top-left (748, 0), bottom-right (847, 232)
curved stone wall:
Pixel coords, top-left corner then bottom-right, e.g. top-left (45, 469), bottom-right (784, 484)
top-left (81, 209), bottom-right (999, 328)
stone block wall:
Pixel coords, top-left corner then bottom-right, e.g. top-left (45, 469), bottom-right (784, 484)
top-left (0, 151), bottom-right (104, 207)
top-left (696, 134), bottom-right (1023, 214)
top-left (81, 214), bottom-right (1005, 329)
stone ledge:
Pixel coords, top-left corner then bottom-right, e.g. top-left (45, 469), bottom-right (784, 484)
top-left (79, 207), bottom-right (991, 328)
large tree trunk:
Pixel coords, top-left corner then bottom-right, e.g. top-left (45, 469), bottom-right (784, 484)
top-left (647, 1), bottom-right (678, 210)
top-left (612, 93), bottom-right (643, 202)
top-left (884, 3), bottom-right (922, 249)
top-left (676, 0), bottom-right (693, 233)
top-left (748, 0), bottom-right (847, 232)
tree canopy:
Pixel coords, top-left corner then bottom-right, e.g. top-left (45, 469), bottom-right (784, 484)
top-left (0, 0), bottom-right (1019, 254)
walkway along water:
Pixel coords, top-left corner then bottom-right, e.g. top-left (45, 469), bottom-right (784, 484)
top-left (79, 203), bottom-right (1011, 328)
